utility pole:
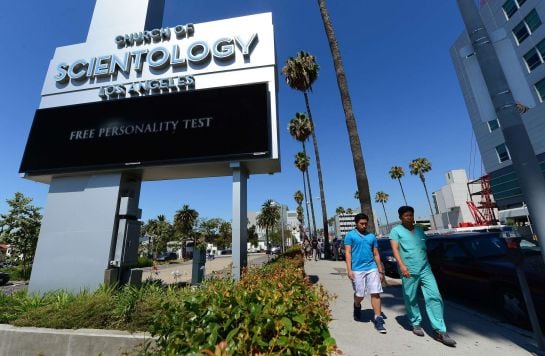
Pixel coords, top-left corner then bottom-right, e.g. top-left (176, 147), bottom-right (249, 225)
top-left (457, 0), bottom-right (545, 349)
top-left (456, 0), bottom-right (545, 265)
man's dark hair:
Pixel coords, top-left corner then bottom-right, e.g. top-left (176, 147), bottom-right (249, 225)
top-left (398, 206), bottom-right (414, 218)
top-left (354, 213), bottom-right (369, 224)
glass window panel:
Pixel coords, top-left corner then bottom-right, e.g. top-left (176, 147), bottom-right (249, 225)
top-left (536, 77), bottom-right (545, 101)
top-left (513, 21), bottom-right (530, 43)
top-left (517, 0), bottom-right (527, 6)
top-left (525, 9), bottom-right (542, 32)
top-left (524, 48), bottom-right (542, 70)
top-left (537, 39), bottom-right (545, 57)
top-left (464, 238), bottom-right (507, 258)
top-left (503, 0), bottom-right (518, 18)
top-left (487, 119), bottom-right (500, 131)
top-left (496, 143), bottom-right (510, 163)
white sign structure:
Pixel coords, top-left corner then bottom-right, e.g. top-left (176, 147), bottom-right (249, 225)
top-left (26, 0), bottom-right (279, 293)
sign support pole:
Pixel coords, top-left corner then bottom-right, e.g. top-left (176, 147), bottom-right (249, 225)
top-left (231, 162), bottom-right (248, 281)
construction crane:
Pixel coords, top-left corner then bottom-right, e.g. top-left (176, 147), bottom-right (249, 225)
top-left (466, 175), bottom-right (498, 226)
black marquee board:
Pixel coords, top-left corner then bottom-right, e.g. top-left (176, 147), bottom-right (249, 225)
top-left (20, 83), bottom-right (270, 175)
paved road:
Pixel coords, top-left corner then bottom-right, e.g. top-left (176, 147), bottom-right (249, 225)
top-left (305, 259), bottom-right (543, 356)
top-left (142, 253), bottom-right (269, 284)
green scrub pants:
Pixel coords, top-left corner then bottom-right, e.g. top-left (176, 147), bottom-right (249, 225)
top-left (401, 263), bottom-right (446, 332)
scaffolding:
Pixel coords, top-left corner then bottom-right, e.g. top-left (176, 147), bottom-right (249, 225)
top-left (466, 175), bottom-right (498, 226)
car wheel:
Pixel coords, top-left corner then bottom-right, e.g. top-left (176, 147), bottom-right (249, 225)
top-left (498, 288), bottom-right (528, 326)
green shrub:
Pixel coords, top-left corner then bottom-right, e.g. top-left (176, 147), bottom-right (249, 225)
top-left (149, 249), bottom-right (336, 355)
top-left (1, 265), bottom-right (31, 281)
top-left (0, 249), bottom-right (336, 355)
top-left (136, 256), bottom-right (153, 268)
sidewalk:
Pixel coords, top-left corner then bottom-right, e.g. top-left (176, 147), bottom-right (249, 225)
top-left (305, 259), bottom-right (542, 356)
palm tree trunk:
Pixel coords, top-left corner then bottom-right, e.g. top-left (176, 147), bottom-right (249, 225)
top-left (421, 177), bottom-right (438, 229)
top-left (317, 0), bottom-right (375, 234)
top-left (381, 202), bottom-right (390, 232)
top-left (301, 170), bottom-right (312, 238)
top-left (304, 92), bottom-right (331, 258)
top-left (302, 141), bottom-right (317, 238)
top-left (398, 179), bottom-right (408, 206)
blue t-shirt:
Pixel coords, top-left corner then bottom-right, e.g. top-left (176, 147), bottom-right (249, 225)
top-left (344, 229), bottom-right (378, 271)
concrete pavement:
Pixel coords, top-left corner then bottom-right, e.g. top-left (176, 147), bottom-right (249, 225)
top-left (305, 259), bottom-right (543, 356)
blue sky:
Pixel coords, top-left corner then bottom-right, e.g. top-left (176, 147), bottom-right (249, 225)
top-left (0, 1), bottom-right (482, 228)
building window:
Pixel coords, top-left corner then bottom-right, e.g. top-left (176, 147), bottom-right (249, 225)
top-left (503, 0), bottom-right (527, 19)
top-left (487, 119), bottom-right (500, 132)
top-left (524, 48), bottom-right (542, 70)
top-left (496, 143), bottom-right (511, 163)
top-left (513, 9), bottom-right (542, 44)
top-left (536, 77), bottom-right (545, 101)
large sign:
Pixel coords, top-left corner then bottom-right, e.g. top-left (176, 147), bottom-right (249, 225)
top-left (20, 83), bottom-right (269, 176)
top-left (23, 12), bottom-right (279, 182)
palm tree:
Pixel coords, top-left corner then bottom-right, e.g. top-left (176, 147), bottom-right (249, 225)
top-left (316, 0), bottom-right (375, 235)
top-left (409, 158), bottom-right (437, 229)
top-left (294, 151), bottom-right (317, 237)
top-left (282, 52), bottom-right (331, 258)
top-left (174, 204), bottom-right (199, 258)
top-left (346, 208), bottom-right (354, 215)
top-left (389, 166), bottom-right (408, 205)
top-left (354, 191), bottom-right (359, 200)
top-left (256, 199), bottom-right (281, 253)
top-left (294, 190), bottom-right (305, 240)
top-left (335, 206), bottom-right (346, 215)
top-left (375, 192), bottom-right (390, 231)
top-left (293, 190), bottom-right (304, 206)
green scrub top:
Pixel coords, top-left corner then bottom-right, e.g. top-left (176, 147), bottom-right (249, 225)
top-left (389, 225), bottom-right (428, 273)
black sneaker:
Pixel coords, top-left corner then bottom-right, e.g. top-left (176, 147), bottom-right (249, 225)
top-left (353, 304), bottom-right (362, 321)
top-left (374, 316), bottom-right (387, 333)
top-left (412, 325), bottom-right (424, 337)
top-left (434, 331), bottom-right (456, 347)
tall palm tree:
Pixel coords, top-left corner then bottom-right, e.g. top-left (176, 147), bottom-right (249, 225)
top-left (375, 192), bottom-right (390, 231)
top-left (289, 114), bottom-right (315, 237)
top-left (282, 52), bottom-right (331, 258)
top-left (174, 204), bottom-right (199, 258)
top-left (294, 151), bottom-right (317, 237)
top-left (316, 0), bottom-right (375, 235)
top-left (409, 158), bottom-right (437, 229)
top-left (294, 190), bottom-right (305, 241)
top-left (346, 208), bottom-right (354, 215)
top-left (335, 206), bottom-right (346, 215)
top-left (389, 166), bottom-right (408, 205)
top-left (256, 199), bottom-right (281, 253)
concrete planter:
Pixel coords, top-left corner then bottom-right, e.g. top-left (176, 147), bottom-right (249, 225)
top-left (0, 324), bottom-right (155, 355)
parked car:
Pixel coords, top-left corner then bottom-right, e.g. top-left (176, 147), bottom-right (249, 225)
top-left (0, 272), bottom-right (9, 286)
top-left (155, 252), bottom-right (178, 262)
top-left (425, 232), bottom-right (545, 326)
top-left (376, 238), bottom-right (399, 278)
top-left (267, 246), bottom-right (281, 255)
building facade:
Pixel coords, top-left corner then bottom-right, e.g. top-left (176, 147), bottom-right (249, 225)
top-left (451, 0), bottom-right (545, 211)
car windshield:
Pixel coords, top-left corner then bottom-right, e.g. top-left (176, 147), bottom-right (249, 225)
top-left (463, 237), bottom-right (507, 258)
top-left (520, 238), bottom-right (541, 252)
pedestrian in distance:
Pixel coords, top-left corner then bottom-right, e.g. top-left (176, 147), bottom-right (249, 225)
top-left (344, 213), bottom-right (387, 333)
top-left (311, 237), bottom-right (320, 261)
top-left (332, 237), bottom-right (340, 261)
top-left (389, 206), bottom-right (456, 347)
top-left (303, 237), bottom-right (312, 261)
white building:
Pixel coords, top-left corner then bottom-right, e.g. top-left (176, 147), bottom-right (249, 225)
top-left (431, 169), bottom-right (492, 229)
top-left (247, 203), bottom-right (290, 250)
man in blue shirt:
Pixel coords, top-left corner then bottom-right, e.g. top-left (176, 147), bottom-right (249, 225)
top-left (390, 206), bottom-right (456, 347)
top-left (344, 213), bottom-right (386, 333)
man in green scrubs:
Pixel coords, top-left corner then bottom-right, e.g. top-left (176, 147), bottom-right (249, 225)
top-left (390, 206), bottom-right (456, 347)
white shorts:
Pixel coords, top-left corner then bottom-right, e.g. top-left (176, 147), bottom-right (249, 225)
top-left (351, 269), bottom-right (383, 297)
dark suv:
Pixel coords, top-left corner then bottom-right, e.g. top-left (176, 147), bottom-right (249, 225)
top-left (155, 252), bottom-right (178, 262)
top-left (0, 272), bottom-right (9, 286)
top-left (425, 232), bottom-right (545, 326)
top-left (376, 238), bottom-right (399, 278)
